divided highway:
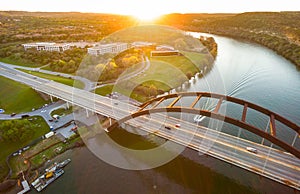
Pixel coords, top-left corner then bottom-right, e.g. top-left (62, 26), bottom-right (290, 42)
top-left (0, 63), bottom-right (299, 190)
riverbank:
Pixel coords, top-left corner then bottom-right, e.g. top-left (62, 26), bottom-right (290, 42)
top-left (0, 132), bottom-right (84, 193)
top-left (158, 12), bottom-right (300, 68)
top-left (6, 139), bottom-right (259, 194)
top-left (190, 28), bottom-right (300, 68)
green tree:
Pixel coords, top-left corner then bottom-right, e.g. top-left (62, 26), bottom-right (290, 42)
top-left (0, 120), bottom-right (34, 143)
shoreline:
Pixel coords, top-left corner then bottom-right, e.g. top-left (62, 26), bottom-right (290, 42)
top-left (2, 145), bottom-right (83, 194)
top-left (186, 28), bottom-right (300, 68)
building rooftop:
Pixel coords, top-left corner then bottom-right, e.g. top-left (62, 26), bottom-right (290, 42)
top-left (90, 42), bottom-right (127, 49)
top-left (23, 42), bottom-right (69, 46)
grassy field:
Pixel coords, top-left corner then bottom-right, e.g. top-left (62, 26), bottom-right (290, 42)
top-left (28, 135), bottom-right (81, 170)
top-left (95, 84), bottom-right (149, 102)
top-left (18, 69), bottom-right (85, 89)
top-left (151, 54), bottom-right (201, 75)
top-left (181, 51), bottom-right (207, 70)
top-left (95, 53), bottom-right (205, 102)
top-left (131, 55), bottom-right (198, 90)
top-left (0, 116), bottom-right (49, 181)
top-left (0, 76), bottom-right (47, 114)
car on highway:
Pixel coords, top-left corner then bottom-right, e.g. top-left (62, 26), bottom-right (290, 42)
top-left (10, 113), bottom-right (16, 117)
top-left (164, 125), bottom-right (172, 130)
top-left (246, 147), bottom-right (257, 154)
top-left (175, 124), bottom-right (181, 128)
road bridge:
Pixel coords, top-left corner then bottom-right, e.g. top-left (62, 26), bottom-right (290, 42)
top-left (0, 64), bottom-right (299, 190)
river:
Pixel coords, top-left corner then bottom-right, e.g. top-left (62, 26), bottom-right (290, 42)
top-left (186, 32), bottom-right (300, 147)
top-left (27, 34), bottom-right (300, 194)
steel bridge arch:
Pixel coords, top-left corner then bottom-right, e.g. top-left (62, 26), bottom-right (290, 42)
top-left (108, 92), bottom-right (300, 159)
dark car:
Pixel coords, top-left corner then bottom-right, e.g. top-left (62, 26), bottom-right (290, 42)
top-left (10, 113), bottom-right (16, 117)
top-left (164, 125), bottom-right (171, 130)
top-left (21, 114), bottom-right (29, 119)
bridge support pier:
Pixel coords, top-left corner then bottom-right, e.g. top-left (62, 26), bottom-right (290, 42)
top-left (86, 109), bottom-right (89, 118)
top-left (66, 102), bottom-right (70, 109)
top-left (50, 95), bottom-right (53, 103)
top-left (109, 117), bottom-right (112, 125)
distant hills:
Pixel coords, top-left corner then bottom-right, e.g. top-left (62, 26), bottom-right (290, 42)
top-left (158, 12), bottom-right (300, 66)
top-left (0, 11), bottom-right (299, 66)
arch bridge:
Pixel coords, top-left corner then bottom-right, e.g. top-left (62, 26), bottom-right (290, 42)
top-left (108, 92), bottom-right (300, 159)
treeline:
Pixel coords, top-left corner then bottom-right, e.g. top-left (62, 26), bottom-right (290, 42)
top-left (158, 12), bottom-right (300, 67)
top-left (78, 49), bottom-right (143, 82)
top-left (0, 11), bottom-right (136, 44)
top-left (199, 36), bottom-right (218, 58)
top-left (0, 45), bottom-right (87, 73)
top-left (203, 29), bottom-right (300, 66)
top-left (48, 48), bottom-right (87, 73)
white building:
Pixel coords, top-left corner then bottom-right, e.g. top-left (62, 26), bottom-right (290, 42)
top-left (131, 41), bottom-right (154, 48)
top-left (150, 44), bottom-right (179, 57)
top-left (22, 42), bottom-right (70, 52)
top-left (156, 45), bottom-right (175, 51)
top-left (88, 42), bottom-right (128, 55)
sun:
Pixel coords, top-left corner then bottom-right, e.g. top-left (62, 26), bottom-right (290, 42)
top-left (131, 10), bottom-right (163, 22)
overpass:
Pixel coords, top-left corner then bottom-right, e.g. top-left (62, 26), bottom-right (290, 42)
top-left (0, 64), bottom-right (299, 190)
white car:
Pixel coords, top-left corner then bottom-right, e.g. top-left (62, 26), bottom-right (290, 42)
top-left (246, 147), bottom-right (257, 154)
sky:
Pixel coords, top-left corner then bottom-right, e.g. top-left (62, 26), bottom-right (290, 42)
top-left (1, 0), bottom-right (300, 19)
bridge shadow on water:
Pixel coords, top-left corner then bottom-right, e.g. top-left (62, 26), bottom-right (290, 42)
top-left (108, 128), bottom-right (261, 194)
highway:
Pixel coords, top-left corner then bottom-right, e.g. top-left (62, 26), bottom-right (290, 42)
top-left (0, 64), bottom-right (299, 190)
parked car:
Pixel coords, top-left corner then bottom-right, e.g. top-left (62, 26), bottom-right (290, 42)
top-left (23, 146), bottom-right (30, 151)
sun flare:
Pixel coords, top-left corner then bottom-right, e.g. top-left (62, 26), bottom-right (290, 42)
top-left (132, 10), bottom-right (163, 22)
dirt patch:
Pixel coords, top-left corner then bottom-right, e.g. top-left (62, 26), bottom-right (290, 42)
top-left (0, 179), bottom-right (16, 192)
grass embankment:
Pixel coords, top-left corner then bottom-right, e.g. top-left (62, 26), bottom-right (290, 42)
top-left (0, 76), bottom-right (47, 114)
top-left (0, 116), bottom-right (49, 181)
top-left (18, 69), bottom-right (85, 89)
top-left (0, 57), bottom-right (40, 68)
top-left (95, 85), bottom-right (114, 96)
top-left (51, 107), bottom-right (73, 117)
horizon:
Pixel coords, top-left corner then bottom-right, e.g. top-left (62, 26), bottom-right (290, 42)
top-left (2, 0), bottom-right (300, 21)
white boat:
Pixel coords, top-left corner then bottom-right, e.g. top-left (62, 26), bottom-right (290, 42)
top-left (57, 158), bottom-right (71, 168)
top-left (193, 115), bottom-right (205, 123)
top-left (31, 159), bottom-right (71, 192)
top-left (31, 168), bottom-right (64, 192)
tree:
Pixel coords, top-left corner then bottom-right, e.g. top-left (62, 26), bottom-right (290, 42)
top-left (148, 84), bottom-right (158, 97)
top-left (0, 120), bottom-right (34, 143)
